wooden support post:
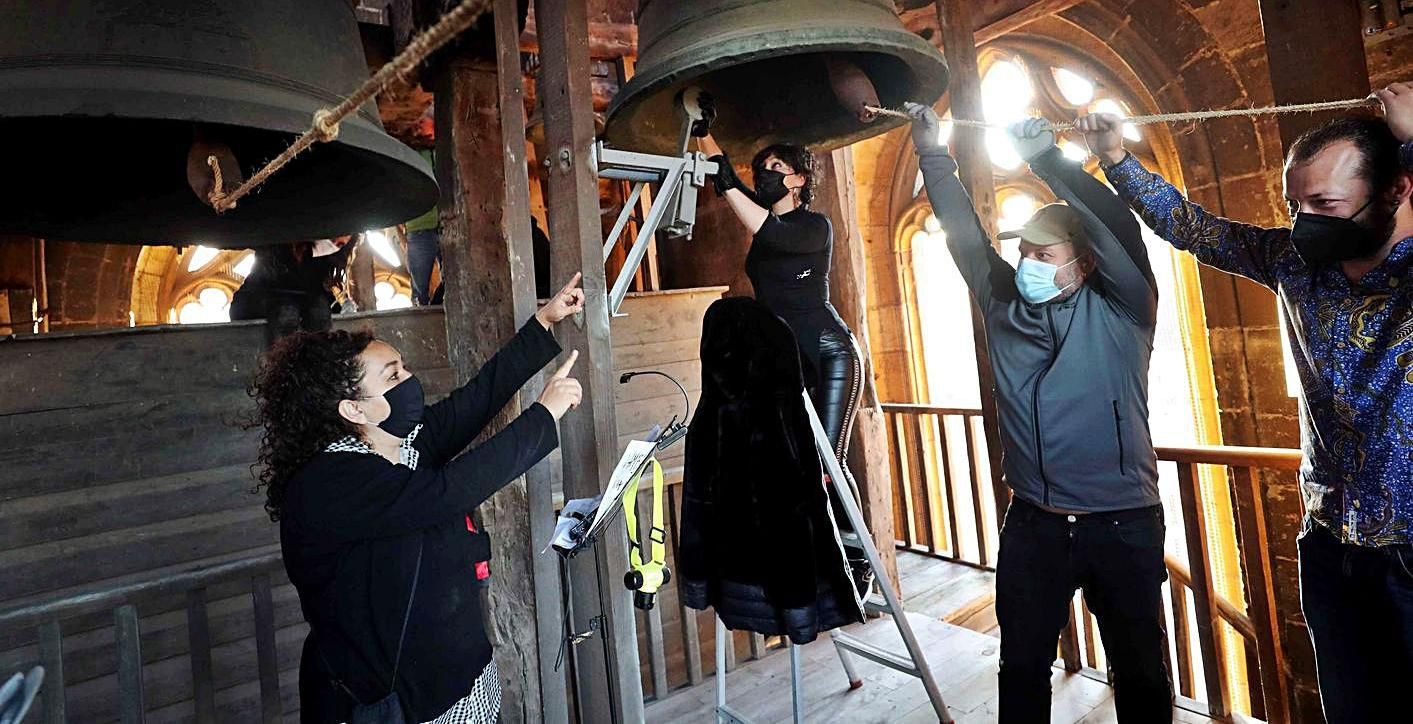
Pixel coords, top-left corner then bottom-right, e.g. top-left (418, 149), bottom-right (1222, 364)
top-left (1232, 467), bottom-right (1291, 723)
top-left (819, 147), bottom-right (901, 597)
top-left (1258, 0), bottom-right (1372, 147)
top-left (1175, 463), bottom-right (1232, 717)
top-left (936, 0), bottom-right (1010, 532)
top-left (431, 0), bottom-right (567, 718)
top-left (533, 0), bottom-right (644, 721)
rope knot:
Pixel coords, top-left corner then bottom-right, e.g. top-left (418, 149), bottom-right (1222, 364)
top-left (206, 155), bottom-right (233, 212)
top-left (312, 109), bottom-right (341, 143)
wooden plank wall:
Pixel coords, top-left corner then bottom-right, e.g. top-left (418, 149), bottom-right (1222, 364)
top-left (0, 287), bottom-right (723, 721)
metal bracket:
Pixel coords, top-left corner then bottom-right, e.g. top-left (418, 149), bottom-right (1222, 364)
top-left (595, 142), bottom-right (718, 316)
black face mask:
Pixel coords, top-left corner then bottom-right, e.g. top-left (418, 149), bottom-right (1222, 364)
top-left (1290, 197), bottom-right (1388, 266)
top-left (753, 169), bottom-right (791, 206)
top-left (376, 375), bottom-right (425, 438)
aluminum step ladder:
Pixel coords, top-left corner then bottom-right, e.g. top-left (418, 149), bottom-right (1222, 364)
top-left (713, 393), bottom-right (951, 723)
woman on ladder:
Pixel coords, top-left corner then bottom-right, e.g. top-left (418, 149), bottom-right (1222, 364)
top-left (695, 118), bottom-right (872, 596)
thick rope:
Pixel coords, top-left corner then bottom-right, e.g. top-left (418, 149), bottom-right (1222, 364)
top-left (865, 96), bottom-right (1382, 132)
top-left (208, 0), bottom-right (495, 212)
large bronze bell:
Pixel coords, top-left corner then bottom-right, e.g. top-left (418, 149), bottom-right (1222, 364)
top-left (604, 0), bottom-right (949, 159)
top-left (0, 0), bottom-right (436, 248)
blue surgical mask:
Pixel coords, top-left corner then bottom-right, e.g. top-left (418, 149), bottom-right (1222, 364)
top-left (1015, 257), bottom-right (1079, 304)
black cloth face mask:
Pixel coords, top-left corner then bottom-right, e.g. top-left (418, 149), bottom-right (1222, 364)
top-left (377, 375), bottom-right (425, 438)
top-left (753, 169), bottom-right (792, 206)
top-left (1291, 197), bottom-right (1387, 266)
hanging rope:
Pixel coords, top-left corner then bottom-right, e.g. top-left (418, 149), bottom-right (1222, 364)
top-left (208, 0), bottom-right (495, 213)
top-left (864, 96), bottom-right (1382, 132)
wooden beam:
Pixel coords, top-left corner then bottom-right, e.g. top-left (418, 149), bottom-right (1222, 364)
top-left (350, 237), bottom-right (377, 312)
top-left (430, 0), bottom-right (565, 716)
top-left (521, 17), bottom-right (637, 58)
top-left (936, 0), bottom-right (1012, 525)
top-left (820, 147), bottom-right (902, 598)
top-left (974, 0), bottom-right (1085, 44)
top-left (533, 0), bottom-right (645, 722)
top-left (1257, 0), bottom-right (1372, 148)
top-left (902, 0), bottom-right (1086, 46)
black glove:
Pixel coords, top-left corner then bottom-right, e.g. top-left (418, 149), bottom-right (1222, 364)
top-left (709, 153), bottom-right (743, 197)
top-left (692, 92), bottom-right (717, 138)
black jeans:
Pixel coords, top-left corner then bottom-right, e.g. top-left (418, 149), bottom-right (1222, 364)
top-left (1298, 519), bottom-right (1413, 724)
top-left (996, 497), bottom-right (1173, 724)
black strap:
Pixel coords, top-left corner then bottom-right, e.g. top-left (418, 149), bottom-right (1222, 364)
top-left (388, 540), bottom-right (423, 695)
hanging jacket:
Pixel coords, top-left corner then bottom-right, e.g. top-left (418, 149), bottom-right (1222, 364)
top-left (678, 297), bottom-right (864, 644)
top-left (918, 145), bottom-right (1159, 513)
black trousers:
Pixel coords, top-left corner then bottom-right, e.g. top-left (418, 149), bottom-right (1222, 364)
top-left (809, 327), bottom-right (864, 532)
top-left (1299, 520), bottom-right (1413, 724)
top-left (996, 497), bottom-right (1173, 723)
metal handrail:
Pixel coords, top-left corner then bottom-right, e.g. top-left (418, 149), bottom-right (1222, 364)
top-left (0, 550), bottom-right (283, 630)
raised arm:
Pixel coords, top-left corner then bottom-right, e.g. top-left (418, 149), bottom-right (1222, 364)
top-left (1012, 120), bottom-right (1156, 325)
top-left (311, 404), bottom-right (560, 541)
top-left (1078, 113), bottom-right (1293, 290)
top-left (699, 133), bottom-right (770, 233)
top-left (906, 103), bottom-right (1015, 305)
top-left (419, 274), bottom-right (583, 461)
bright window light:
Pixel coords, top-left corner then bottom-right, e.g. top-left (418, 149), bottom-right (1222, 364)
top-left (365, 230), bottom-right (402, 268)
top-left (999, 192), bottom-right (1038, 233)
top-left (186, 245), bottom-right (219, 273)
top-left (232, 253), bottom-right (256, 278)
top-left (178, 301), bottom-right (205, 325)
top-left (375, 281), bottom-right (396, 301)
top-left (198, 286), bottom-right (228, 308)
top-left (924, 214), bottom-right (942, 233)
top-left (1091, 98), bottom-right (1142, 141)
top-left (937, 117), bottom-right (953, 147)
top-left (981, 60), bottom-right (1034, 124)
top-left (1052, 68), bottom-right (1095, 106)
top-left (910, 229), bottom-right (930, 249)
top-left (377, 290), bottom-right (414, 311)
top-left (985, 127), bottom-right (1023, 170)
top-left (1060, 140), bottom-right (1089, 162)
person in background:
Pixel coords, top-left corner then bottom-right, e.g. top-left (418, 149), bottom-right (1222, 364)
top-left (1077, 82), bottom-right (1413, 724)
top-left (231, 236), bottom-right (353, 343)
top-left (405, 147), bottom-right (441, 306)
top-left (252, 274), bottom-right (587, 723)
top-left (908, 103), bottom-right (1169, 723)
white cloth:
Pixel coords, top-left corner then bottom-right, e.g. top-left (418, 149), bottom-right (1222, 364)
top-left (324, 424), bottom-right (423, 470)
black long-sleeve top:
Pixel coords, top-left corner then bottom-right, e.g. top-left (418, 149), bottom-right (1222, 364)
top-left (280, 318), bottom-right (560, 723)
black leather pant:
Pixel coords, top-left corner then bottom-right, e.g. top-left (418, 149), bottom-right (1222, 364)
top-left (810, 328), bottom-right (864, 532)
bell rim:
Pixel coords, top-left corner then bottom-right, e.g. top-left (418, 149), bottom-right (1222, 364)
top-left (604, 29), bottom-right (948, 154)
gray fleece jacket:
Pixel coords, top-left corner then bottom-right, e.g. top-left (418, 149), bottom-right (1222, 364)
top-left (918, 145), bottom-right (1160, 512)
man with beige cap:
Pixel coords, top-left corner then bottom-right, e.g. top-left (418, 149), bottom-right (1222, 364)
top-left (906, 106), bottom-right (1168, 723)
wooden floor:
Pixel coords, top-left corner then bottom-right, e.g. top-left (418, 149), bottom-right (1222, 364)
top-left (647, 553), bottom-right (1221, 723)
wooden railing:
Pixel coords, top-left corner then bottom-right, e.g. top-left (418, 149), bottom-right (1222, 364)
top-left (881, 403), bottom-right (1301, 723)
top-left (0, 553), bottom-right (287, 723)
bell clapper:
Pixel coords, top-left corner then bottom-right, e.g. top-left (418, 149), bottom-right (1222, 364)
top-left (825, 57), bottom-right (881, 124)
top-left (186, 126), bottom-right (246, 212)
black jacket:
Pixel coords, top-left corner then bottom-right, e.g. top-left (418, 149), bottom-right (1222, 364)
top-left (281, 318), bottom-right (560, 723)
top-left (678, 297), bottom-right (864, 644)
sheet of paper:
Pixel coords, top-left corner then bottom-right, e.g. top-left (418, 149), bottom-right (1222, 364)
top-left (585, 439), bottom-right (657, 536)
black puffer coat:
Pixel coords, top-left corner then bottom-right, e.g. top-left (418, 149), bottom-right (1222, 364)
top-left (678, 297), bottom-right (864, 644)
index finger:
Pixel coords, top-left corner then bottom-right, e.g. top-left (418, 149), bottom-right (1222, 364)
top-left (553, 350), bottom-right (579, 379)
top-left (556, 272), bottom-right (583, 299)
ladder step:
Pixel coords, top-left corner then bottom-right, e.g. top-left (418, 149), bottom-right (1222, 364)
top-left (863, 593), bottom-right (891, 615)
top-left (831, 632), bottom-right (920, 677)
top-left (839, 531), bottom-right (865, 550)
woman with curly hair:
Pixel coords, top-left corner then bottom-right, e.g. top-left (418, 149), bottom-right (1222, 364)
top-left (695, 128), bottom-right (871, 594)
top-left (251, 274), bottom-right (586, 724)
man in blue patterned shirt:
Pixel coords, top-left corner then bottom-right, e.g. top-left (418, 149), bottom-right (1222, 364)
top-left (1077, 83), bottom-right (1413, 723)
